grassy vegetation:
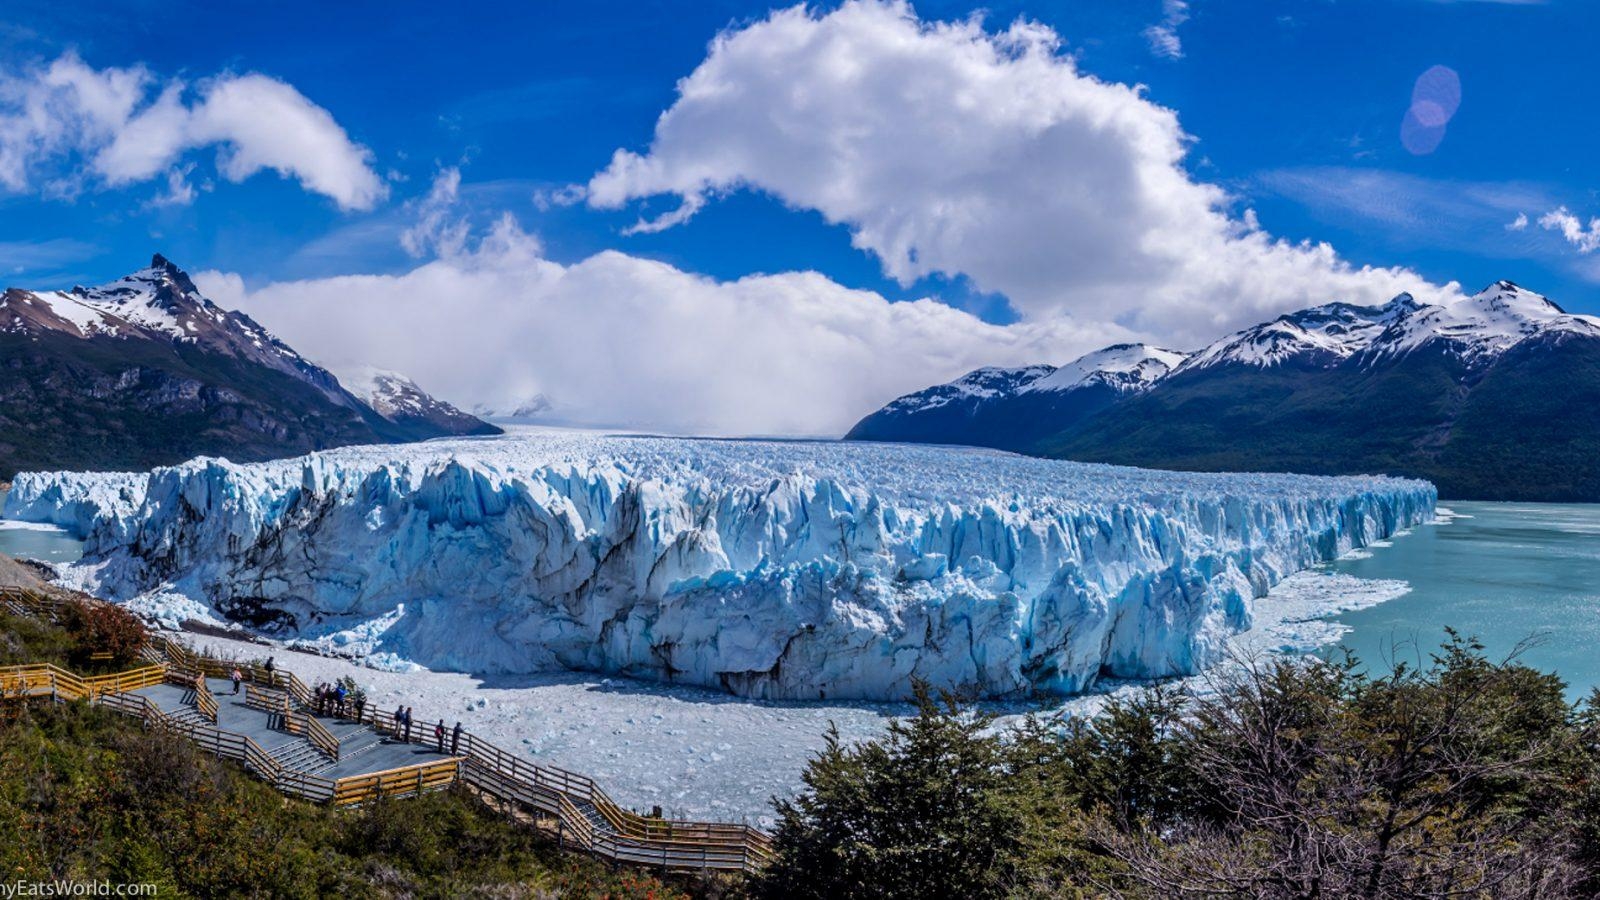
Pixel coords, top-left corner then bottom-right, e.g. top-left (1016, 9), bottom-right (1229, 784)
top-left (0, 704), bottom-right (695, 899)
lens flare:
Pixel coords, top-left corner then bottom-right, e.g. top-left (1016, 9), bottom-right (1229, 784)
top-left (1402, 65), bottom-right (1461, 155)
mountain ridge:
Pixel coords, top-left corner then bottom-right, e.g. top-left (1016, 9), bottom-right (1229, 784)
top-left (0, 254), bottom-right (499, 478)
top-left (846, 282), bottom-right (1600, 500)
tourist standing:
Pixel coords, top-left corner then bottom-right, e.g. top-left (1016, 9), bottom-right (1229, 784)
top-left (230, 667), bottom-right (242, 695)
top-left (435, 720), bottom-right (445, 752)
top-left (451, 721), bottom-right (463, 755)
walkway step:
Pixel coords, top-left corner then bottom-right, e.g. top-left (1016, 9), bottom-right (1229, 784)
top-left (165, 707), bottom-right (211, 728)
top-left (267, 739), bottom-right (326, 773)
top-left (572, 799), bottom-right (617, 837)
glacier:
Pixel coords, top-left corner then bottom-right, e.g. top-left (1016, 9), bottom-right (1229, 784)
top-left (2, 430), bottom-right (1435, 701)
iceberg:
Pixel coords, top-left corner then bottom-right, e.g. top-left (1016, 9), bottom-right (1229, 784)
top-left (3, 431), bottom-right (1434, 700)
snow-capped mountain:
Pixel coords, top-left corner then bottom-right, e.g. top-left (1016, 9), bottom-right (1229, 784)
top-left (1177, 294), bottom-right (1424, 372)
top-left (849, 283), bottom-right (1600, 501)
top-left (847, 345), bottom-right (1185, 450)
top-left (3, 254), bottom-right (350, 402)
top-left (4, 432), bottom-right (1432, 700)
top-left (0, 255), bottom-right (497, 477)
top-left (1178, 281), bottom-right (1600, 374)
top-left (337, 367), bottom-right (499, 438)
top-left (471, 394), bottom-right (557, 420)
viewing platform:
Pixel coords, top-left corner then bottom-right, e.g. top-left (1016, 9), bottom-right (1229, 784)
top-left (129, 677), bottom-right (457, 781)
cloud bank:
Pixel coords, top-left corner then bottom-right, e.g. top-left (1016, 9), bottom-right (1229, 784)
top-left (198, 186), bottom-right (1094, 436)
top-left (0, 54), bottom-right (384, 209)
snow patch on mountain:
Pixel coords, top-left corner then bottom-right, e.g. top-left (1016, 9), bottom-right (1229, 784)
top-left (337, 367), bottom-right (436, 418)
top-left (879, 365), bottom-right (1055, 414)
top-left (5, 430), bottom-right (1434, 701)
top-left (1023, 344), bottom-right (1189, 394)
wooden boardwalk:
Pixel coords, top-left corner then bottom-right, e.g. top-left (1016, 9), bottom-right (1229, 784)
top-left (0, 586), bottom-right (773, 873)
top-left (131, 678), bottom-right (458, 780)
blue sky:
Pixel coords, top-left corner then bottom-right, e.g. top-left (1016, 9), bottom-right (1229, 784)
top-left (1, 0), bottom-right (1596, 433)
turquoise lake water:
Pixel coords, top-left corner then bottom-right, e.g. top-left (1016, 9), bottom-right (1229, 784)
top-left (1331, 501), bottom-right (1600, 699)
top-left (0, 489), bottom-right (83, 565)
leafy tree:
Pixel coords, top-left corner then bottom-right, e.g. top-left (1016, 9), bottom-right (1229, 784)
top-left (756, 685), bottom-right (1026, 900)
top-left (58, 599), bottom-right (147, 667)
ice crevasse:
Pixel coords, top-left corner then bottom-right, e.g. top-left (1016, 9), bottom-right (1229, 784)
top-left (4, 432), bottom-right (1435, 700)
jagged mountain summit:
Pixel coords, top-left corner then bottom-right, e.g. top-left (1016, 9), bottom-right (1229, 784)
top-left (848, 283), bottom-right (1600, 501)
top-left (337, 367), bottom-right (499, 438)
top-left (0, 255), bottom-right (498, 478)
top-left (1177, 281), bottom-right (1600, 373)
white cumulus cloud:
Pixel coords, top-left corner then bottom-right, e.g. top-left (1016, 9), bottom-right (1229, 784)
top-left (1538, 207), bottom-right (1600, 253)
top-left (0, 53), bottom-right (385, 210)
top-left (586, 0), bottom-right (1454, 349)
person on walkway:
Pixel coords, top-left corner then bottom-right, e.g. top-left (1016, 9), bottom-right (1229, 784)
top-left (435, 719), bottom-right (446, 753)
top-left (403, 707), bottom-right (414, 742)
top-left (263, 656), bottom-right (275, 686)
top-left (392, 704), bottom-right (404, 739)
top-left (230, 667), bottom-right (242, 695)
top-left (451, 721), bottom-right (463, 755)
top-left (335, 682), bottom-right (348, 717)
top-left (353, 694), bottom-right (365, 722)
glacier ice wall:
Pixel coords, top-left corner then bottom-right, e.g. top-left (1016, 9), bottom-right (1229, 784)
top-left (4, 432), bottom-right (1435, 700)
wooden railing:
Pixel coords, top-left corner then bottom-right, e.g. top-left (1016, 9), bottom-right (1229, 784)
top-left (244, 682), bottom-right (289, 716)
top-left (0, 585), bottom-right (69, 620)
top-left (285, 709), bottom-right (341, 761)
top-left (332, 757), bottom-right (461, 806)
top-left (0, 662), bottom-right (167, 701)
top-left (194, 676), bottom-right (219, 724)
top-left (254, 681), bottom-right (774, 869)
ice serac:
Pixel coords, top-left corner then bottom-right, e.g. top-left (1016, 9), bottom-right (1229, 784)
top-left (4, 433), bottom-right (1435, 701)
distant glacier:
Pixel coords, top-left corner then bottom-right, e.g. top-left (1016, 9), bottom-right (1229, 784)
top-left (4, 431), bottom-right (1435, 700)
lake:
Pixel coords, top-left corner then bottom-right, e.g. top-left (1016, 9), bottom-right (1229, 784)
top-left (0, 488), bottom-right (83, 565)
top-left (1332, 501), bottom-right (1600, 699)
